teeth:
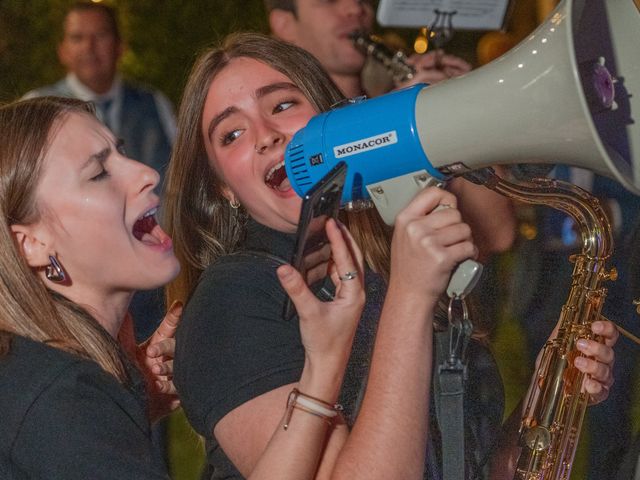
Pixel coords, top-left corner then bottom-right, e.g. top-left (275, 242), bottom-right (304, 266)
top-left (265, 161), bottom-right (284, 183)
top-left (141, 207), bottom-right (158, 219)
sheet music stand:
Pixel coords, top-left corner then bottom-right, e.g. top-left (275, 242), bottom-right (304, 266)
top-left (376, 0), bottom-right (515, 31)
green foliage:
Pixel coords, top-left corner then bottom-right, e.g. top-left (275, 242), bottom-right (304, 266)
top-left (0, 0), bottom-right (68, 102)
top-left (167, 409), bottom-right (205, 480)
top-left (0, 0), bottom-right (269, 105)
top-left (118, 0), bottom-right (269, 104)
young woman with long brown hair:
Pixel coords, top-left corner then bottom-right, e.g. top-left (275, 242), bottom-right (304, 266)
top-left (0, 96), bottom-right (367, 479)
top-left (164, 33), bottom-right (617, 480)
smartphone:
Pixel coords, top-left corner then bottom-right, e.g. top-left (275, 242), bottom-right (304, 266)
top-left (285, 161), bottom-right (347, 318)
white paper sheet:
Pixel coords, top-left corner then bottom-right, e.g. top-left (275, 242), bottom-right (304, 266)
top-left (377, 0), bottom-right (512, 30)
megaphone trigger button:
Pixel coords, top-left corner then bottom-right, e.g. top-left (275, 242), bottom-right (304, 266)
top-left (412, 173), bottom-right (440, 190)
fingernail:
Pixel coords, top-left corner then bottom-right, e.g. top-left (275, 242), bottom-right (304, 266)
top-left (575, 357), bottom-right (587, 368)
top-left (577, 339), bottom-right (588, 350)
top-left (169, 300), bottom-right (183, 315)
top-left (152, 364), bottom-right (162, 374)
top-left (592, 321), bottom-right (603, 333)
top-left (277, 265), bottom-right (293, 279)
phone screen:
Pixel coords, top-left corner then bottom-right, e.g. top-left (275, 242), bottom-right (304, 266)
top-left (285, 162), bottom-right (347, 318)
top-left (291, 162), bottom-right (347, 276)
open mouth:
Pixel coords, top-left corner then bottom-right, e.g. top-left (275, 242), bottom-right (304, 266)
top-left (264, 161), bottom-right (291, 192)
top-left (132, 207), bottom-right (172, 248)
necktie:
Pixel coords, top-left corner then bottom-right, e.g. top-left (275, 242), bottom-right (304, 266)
top-left (95, 98), bottom-right (113, 130)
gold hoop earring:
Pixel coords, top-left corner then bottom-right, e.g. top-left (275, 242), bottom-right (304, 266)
top-left (45, 255), bottom-right (66, 283)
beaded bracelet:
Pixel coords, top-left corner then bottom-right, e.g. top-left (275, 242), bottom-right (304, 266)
top-left (283, 388), bottom-right (343, 430)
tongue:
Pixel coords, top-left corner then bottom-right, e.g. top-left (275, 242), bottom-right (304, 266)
top-left (133, 216), bottom-right (154, 241)
top-left (276, 176), bottom-right (291, 192)
top-left (140, 231), bottom-right (161, 246)
top-left (133, 216), bottom-right (171, 247)
top-left (267, 166), bottom-right (289, 191)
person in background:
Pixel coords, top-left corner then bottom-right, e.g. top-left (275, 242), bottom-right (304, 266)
top-left (22, 1), bottom-right (175, 340)
top-left (264, 0), bottom-right (472, 99)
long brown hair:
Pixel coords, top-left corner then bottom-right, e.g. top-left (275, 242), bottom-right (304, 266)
top-left (0, 97), bottom-right (130, 383)
top-left (163, 32), bottom-right (391, 306)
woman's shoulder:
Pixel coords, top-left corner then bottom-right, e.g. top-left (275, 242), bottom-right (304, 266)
top-left (1, 336), bottom-right (165, 478)
top-left (0, 335), bottom-right (133, 409)
top-left (178, 250), bottom-right (293, 347)
top-left (193, 250), bottom-right (288, 303)
top-left (0, 335), bottom-right (93, 391)
top-left (0, 336), bottom-right (113, 449)
top-left (204, 250), bottom-right (287, 276)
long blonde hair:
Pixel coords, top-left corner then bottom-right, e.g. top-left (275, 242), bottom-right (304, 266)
top-left (163, 32), bottom-right (392, 306)
top-left (0, 97), bottom-right (131, 383)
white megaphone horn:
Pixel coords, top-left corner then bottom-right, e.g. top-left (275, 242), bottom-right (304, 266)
top-left (285, 0), bottom-right (640, 225)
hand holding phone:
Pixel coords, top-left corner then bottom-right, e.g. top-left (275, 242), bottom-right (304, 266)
top-left (285, 162), bottom-right (347, 318)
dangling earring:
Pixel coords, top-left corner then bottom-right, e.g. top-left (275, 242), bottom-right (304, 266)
top-left (45, 255), bottom-right (66, 283)
top-left (229, 198), bottom-right (241, 209)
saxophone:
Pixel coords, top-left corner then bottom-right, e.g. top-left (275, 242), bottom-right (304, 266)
top-left (350, 32), bottom-right (416, 84)
top-left (476, 169), bottom-right (616, 480)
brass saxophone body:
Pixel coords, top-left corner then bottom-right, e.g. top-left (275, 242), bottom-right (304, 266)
top-left (482, 172), bottom-right (615, 480)
top-left (350, 32), bottom-right (415, 84)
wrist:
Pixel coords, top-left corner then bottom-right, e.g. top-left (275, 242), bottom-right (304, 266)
top-left (298, 356), bottom-right (346, 405)
top-left (385, 277), bottom-right (440, 312)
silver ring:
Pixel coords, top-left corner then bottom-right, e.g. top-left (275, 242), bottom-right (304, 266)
top-left (339, 271), bottom-right (358, 281)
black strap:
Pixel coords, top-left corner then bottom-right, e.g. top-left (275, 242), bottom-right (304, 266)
top-left (439, 364), bottom-right (466, 479)
top-left (434, 325), bottom-right (469, 480)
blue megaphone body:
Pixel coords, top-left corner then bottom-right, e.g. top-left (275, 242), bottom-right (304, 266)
top-left (285, 84), bottom-right (445, 222)
top-left (284, 84), bottom-right (484, 298)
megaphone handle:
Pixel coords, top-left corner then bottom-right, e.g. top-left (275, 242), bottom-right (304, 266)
top-left (446, 259), bottom-right (483, 299)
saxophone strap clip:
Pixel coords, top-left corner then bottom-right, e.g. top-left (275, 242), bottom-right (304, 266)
top-left (442, 295), bottom-right (473, 376)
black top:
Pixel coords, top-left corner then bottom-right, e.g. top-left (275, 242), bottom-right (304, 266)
top-left (0, 335), bottom-right (169, 480)
top-left (174, 219), bottom-right (504, 480)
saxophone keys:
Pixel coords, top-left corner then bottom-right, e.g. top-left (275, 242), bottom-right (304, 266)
top-left (522, 425), bottom-right (552, 452)
top-left (602, 266), bottom-right (618, 282)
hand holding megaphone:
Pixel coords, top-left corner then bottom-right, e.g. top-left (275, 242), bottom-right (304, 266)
top-left (389, 187), bottom-right (481, 302)
top-left (432, 203), bottom-right (483, 300)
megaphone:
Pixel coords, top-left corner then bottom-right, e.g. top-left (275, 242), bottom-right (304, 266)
top-left (285, 0), bottom-right (639, 225)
